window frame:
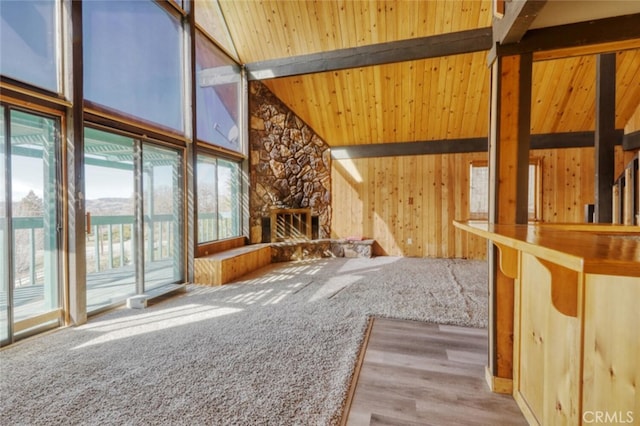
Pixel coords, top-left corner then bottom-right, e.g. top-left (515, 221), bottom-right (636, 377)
top-left (469, 157), bottom-right (543, 222)
top-left (195, 151), bottom-right (243, 245)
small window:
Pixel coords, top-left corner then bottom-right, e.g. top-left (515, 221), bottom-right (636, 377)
top-left (195, 30), bottom-right (241, 153)
top-left (196, 154), bottom-right (242, 243)
top-left (469, 159), bottom-right (542, 221)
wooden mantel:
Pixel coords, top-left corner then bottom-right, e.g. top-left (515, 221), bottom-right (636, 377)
top-left (454, 221), bottom-right (640, 425)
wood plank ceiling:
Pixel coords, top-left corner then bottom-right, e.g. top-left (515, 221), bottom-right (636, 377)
top-left (206, 0), bottom-right (640, 148)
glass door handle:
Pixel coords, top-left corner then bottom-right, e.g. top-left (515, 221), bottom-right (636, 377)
top-left (86, 212), bottom-right (92, 235)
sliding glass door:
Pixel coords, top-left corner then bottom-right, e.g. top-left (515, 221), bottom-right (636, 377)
top-left (84, 128), bottom-right (137, 312)
top-left (143, 144), bottom-right (183, 291)
top-left (84, 128), bottom-right (183, 313)
top-left (1, 107), bottom-right (61, 345)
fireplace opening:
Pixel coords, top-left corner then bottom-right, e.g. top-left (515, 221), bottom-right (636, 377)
top-left (270, 208), bottom-right (311, 242)
top-left (261, 208), bottom-right (321, 243)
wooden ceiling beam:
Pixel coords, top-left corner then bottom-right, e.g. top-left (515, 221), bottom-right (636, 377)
top-left (245, 27), bottom-right (493, 80)
top-left (493, 0), bottom-right (547, 45)
top-left (330, 131), bottom-right (624, 159)
top-left (533, 38), bottom-right (640, 62)
top-left (623, 131), bottom-right (640, 151)
top-left (532, 130), bottom-right (623, 150)
top-left (491, 13), bottom-right (640, 62)
top-left (330, 138), bottom-right (488, 159)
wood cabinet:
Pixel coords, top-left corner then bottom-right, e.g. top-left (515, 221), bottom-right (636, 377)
top-left (454, 221), bottom-right (640, 425)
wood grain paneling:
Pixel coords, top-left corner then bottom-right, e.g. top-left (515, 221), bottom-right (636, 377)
top-left (625, 98), bottom-right (640, 133)
top-left (331, 147), bottom-right (630, 260)
top-left (193, 244), bottom-right (271, 285)
top-left (265, 49), bottom-right (639, 153)
top-left (583, 274), bottom-right (640, 421)
top-left (535, 146), bottom-right (630, 222)
top-left (531, 55), bottom-right (596, 134)
top-left (264, 52), bottom-right (491, 146)
top-left (196, 236), bottom-right (246, 258)
top-left (616, 49), bottom-right (640, 130)
top-left (531, 49), bottom-right (640, 135)
top-left (516, 253), bottom-right (581, 424)
top-left (331, 153), bottom-right (488, 259)
top-left (220, 0), bottom-right (492, 63)
top-left (213, 1), bottom-right (640, 160)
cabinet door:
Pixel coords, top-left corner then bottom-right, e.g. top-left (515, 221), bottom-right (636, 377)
top-left (583, 275), bottom-right (639, 422)
top-left (515, 253), bottom-right (581, 424)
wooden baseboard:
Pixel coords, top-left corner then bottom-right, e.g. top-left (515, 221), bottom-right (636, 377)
top-left (514, 390), bottom-right (540, 425)
top-left (339, 317), bottom-right (375, 426)
top-left (485, 366), bottom-right (513, 394)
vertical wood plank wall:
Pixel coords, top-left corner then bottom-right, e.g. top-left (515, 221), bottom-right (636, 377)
top-left (624, 98), bottom-right (640, 134)
top-left (331, 152), bottom-right (487, 259)
top-left (331, 147), bottom-right (631, 260)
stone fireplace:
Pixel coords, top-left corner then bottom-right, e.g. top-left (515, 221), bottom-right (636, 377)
top-left (249, 81), bottom-right (331, 243)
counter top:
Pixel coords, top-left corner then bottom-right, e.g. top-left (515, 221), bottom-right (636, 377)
top-left (454, 221), bottom-right (640, 277)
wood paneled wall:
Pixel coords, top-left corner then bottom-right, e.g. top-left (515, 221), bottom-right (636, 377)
top-left (625, 100), bottom-right (640, 134)
top-left (331, 147), bottom-right (632, 260)
top-left (331, 152), bottom-right (488, 259)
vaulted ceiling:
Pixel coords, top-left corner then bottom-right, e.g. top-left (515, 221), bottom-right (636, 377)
top-left (199, 1), bottom-right (640, 148)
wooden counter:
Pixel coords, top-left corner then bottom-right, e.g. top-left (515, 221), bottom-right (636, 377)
top-left (454, 221), bottom-right (640, 276)
top-left (454, 221), bottom-right (640, 426)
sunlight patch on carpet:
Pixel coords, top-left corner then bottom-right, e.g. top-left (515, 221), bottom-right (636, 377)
top-left (72, 304), bottom-right (242, 349)
top-left (308, 274), bottom-right (362, 301)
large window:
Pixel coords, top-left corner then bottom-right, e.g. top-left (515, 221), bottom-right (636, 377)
top-left (0, 0), bottom-right (59, 92)
top-left (197, 155), bottom-right (241, 243)
top-left (469, 159), bottom-right (542, 221)
top-left (1, 0), bottom-right (246, 340)
top-left (83, 0), bottom-right (184, 132)
top-left (195, 30), bottom-right (241, 152)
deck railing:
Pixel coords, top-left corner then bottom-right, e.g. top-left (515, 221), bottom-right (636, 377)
top-left (10, 213), bottom-right (238, 287)
top-left (11, 214), bottom-right (179, 287)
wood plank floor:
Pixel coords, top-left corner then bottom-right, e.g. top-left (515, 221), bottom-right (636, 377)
top-left (344, 318), bottom-right (527, 426)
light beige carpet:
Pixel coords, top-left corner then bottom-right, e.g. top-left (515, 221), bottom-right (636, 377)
top-left (0, 256), bottom-right (487, 425)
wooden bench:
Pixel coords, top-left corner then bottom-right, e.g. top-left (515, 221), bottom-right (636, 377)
top-left (193, 244), bottom-right (271, 286)
top-left (194, 238), bottom-right (377, 286)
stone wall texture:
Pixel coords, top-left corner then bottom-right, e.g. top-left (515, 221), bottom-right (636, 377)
top-left (249, 81), bottom-right (331, 243)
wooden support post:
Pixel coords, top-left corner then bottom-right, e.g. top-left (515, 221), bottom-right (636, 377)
top-left (594, 53), bottom-right (616, 223)
top-left (487, 52), bottom-right (532, 392)
top-left (67, 0), bottom-right (87, 326)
